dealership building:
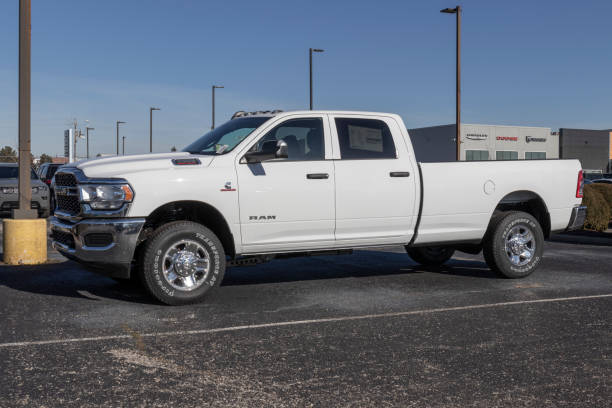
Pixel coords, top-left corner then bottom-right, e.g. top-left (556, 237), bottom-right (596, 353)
top-left (559, 128), bottom-right (612, 174)
top-left (408, 124), bottom-right (558, 162)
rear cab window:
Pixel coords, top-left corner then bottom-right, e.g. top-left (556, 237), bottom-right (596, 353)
top-left (334, 118), bottom-right (397, 159)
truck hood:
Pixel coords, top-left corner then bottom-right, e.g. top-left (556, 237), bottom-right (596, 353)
top-left (73, 153), bottom-right (214, 179)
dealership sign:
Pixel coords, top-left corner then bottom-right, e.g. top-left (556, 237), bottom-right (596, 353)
top-left (496, 136), bottom-right (518, 141)
top-left (466, 133), bottom-right (487, 140)
top-left (526, 136), bottom-right (547, 143)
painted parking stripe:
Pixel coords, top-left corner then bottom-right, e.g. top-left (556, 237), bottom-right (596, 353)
top-left (1, 293), bottom-right (611, 348)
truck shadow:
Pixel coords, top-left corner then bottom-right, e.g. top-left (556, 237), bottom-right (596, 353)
top-left (0, 251), bottom-right (496, 305)
top-left (222, 251), bottom-right (497, 286)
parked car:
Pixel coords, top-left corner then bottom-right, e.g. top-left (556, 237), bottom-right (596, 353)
top-left (0, 163), bottom-right (50, 218)
top-left (50, 110), bottom-right (586, 305)
top-left (37, 162), bottom-right (64, 213)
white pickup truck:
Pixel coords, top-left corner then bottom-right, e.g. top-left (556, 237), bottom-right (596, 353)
top-left (51, 110), bottom-right (586, 305)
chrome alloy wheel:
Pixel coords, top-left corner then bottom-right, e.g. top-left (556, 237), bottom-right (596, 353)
top-left (162, 239), bottom-right (211, 291)
top-left (504, 225), bottom-right (535, 266)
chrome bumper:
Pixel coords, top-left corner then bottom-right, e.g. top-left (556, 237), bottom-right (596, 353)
top-left (50, 216), bottom-right (145, 278)
top-left (566, 205), bottom-right (587, 231)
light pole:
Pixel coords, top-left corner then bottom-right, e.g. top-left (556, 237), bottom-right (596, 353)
top-left (149, 107), bottom-right (160, 153)
top-left (441, 6), bottom-right (461, 161)
top-left (86, 127), bottom-right (94, 159)
top-left (15, 0), bottom-right (35, 219)
top-left (116, 120), bottom-right (125, 155)
top-left (211, 85), bottom-right (224, 129)
top-left (309, 48), bottom-right (324, 110)
top-left (122, 136), bottom-right (126, 155)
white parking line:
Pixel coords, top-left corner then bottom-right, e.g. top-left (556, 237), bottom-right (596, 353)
top-left (1, 293), bottom-right (611, 349)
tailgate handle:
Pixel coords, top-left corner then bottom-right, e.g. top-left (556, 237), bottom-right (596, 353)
top-left (390, 171), bottom-right (410, 177)
top-left (307, 173), bottom-right (329, 179)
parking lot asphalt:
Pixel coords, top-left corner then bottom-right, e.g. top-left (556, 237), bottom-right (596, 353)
top-left (0, 235), bottom-right (611, 407)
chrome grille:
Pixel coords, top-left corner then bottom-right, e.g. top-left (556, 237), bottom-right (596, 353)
top-left (54, 172), bottom-right (77, 187)
top-left (54, 172), bottom-right (80, 215)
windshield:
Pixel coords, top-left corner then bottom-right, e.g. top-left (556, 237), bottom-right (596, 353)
top-left (0, 166), bottom-right (37, 179)
top-left (183, 117), bottom-right (270, 155)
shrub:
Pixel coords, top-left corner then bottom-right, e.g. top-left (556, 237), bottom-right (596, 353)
top-left (588, 184), bottom-right (612, 217)
top-left (582, 185), bottom-right (610, 232)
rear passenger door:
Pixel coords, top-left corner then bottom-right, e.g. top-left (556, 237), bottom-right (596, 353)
top-left (330, 115), bottom-right (418, 245)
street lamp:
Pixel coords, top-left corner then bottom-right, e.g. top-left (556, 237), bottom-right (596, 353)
top-left (211, 85), bottom-right (224, 129)
top-left (309, 48), bottom-right (324, 110)
top-left (14, 0), bottom-right (36, 219)
top-left (440, 6), bottom-right (461, 161)
top-left (116, 120), bottom-right (125, 155)
top-left (86, 127), bottom-right (94, 159)
top-left (149, 107), bottom-right (160, 153)
top-left (122, 136), bottom-right (126, 155)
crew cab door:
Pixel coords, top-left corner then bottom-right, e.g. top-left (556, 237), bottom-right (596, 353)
top-left (330, 115), bottom-right (418, 245)
top-left (235, 114), bottom-right (335, 252)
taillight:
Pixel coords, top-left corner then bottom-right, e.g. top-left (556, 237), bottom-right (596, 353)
top-left (44, 179), bottom-right (51, 185)
top-left (576, 170), bottom-right (584, 198)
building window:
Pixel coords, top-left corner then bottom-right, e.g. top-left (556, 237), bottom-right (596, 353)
top-left (525, 152), bottom-right (546, 160)
top-left (496, 151), bottom-right (519, 160)
top-left (466, 150), bottom-right (489, 161)
top-left (335, 118), bottom-right (396, 159)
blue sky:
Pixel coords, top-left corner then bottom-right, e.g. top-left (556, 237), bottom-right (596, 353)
top-left (0, 0), bottom-right (611, 157)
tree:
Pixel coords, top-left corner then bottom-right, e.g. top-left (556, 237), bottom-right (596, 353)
top-left (170, 146), bottom-right (177, 152)
top-left (39, 154), bottom-right (53, 164)
top-left (0, 146), bottom-right (17, 163)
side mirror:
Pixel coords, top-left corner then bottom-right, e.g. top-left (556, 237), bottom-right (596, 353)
top-left (275, 140), bottom-right (288, 159)
top-left (242, 140), bottom-right (289, 163)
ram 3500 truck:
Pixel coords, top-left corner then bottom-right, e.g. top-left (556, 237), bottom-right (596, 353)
top-left (51, 111), bottom-right (586, 305)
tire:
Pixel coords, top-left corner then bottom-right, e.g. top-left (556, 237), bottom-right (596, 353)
top-left (406, 246), bottom-right (455, 266)
top-left (483, 211), bottom-right (544, 279)
top-left (140, 221), bottom-right (226, 305)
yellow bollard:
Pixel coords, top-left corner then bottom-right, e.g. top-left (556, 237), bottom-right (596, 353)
top-left (2, 218), bottom-right (47, 265)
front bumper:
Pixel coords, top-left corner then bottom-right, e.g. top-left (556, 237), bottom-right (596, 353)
top-left (566, 205), bottom-right (587, 231)
top-left (50, 216), bottom-right (145, 278)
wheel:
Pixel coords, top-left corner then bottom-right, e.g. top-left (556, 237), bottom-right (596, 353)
top-left (140, 221), bottom-right (226, 305)
top-left (483, 211), bottom-right (544, 279)
top-left (406, 246), bottom-right (455, 266)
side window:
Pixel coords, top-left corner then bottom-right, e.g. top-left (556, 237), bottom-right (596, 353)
top-left (466, 150), bottom-right (489, 161)
top-left (251, 118), bottom-right (325, 161)
top-left (335, 118), bottom-right (396, 159)
top-left (525, 152), bottom-right (546, 160)
top-left (496, 151), bottom-right (518, 160)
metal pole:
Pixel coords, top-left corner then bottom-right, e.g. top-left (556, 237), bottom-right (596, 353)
top-left (122, 136), bottom-right (126, 155)
top-left (116, 121), bottom-right (125, 155)
top-left (456, 5), bottom-right (461, 161)
top-left (309, 48), bottom-right (313, 110)
top-left (15, 0), bottom-right (35, 219)
top-left (150, 108), bottom-right (153, 153)
top-left (86, 127), bottom-right (94, 159)
top-left (149, 107), bottom-right (160, 153)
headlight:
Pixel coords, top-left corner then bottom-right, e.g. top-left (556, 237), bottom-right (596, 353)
top-left (79, 184), bottom-right (134, 210)
top-left (32, 186), bottom-right (46, 194)
top-left (1, 187), bottom-right (18, 194)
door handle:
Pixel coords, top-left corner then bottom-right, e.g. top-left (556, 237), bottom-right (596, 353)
top-left (390, 171), bottom-right (410, 177)
top-left (307, 173), bottom-right (329, 179)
